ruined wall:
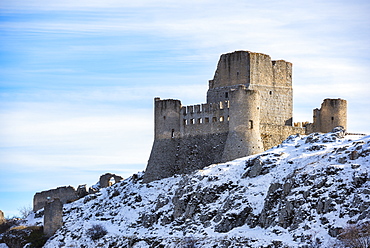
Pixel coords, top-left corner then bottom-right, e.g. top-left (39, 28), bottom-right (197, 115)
top-left (260, 124), bottom-right (305, 150)
top-left (307, 99), bottom-right (347, 133)
top-left (44, 198), bottom-right (63, 237)
top-left (33, 186), bottom-right (78, 211)
top-left (208, 51), bottom-right (251, 89)
top-left (99, 173), bottom-right (123, 188)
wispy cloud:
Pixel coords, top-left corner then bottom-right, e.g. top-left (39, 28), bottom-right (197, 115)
top-left (0, 0), bottom-right (369, 216)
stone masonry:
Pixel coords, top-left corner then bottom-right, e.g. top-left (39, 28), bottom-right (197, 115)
top-left (33, 186), bottom-right (78, 212)
top-left (143, 50), bottom-right (347, 183)
top-left (44, 198), bottom-right (63, 237)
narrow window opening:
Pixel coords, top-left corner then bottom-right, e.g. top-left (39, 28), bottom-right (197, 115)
top-left (227, 116), bottom-right (230, 121)
top-left (163, 116), bottom-right (166, 120)
top-left (190, 119), bottom-right (194, 124)
top-left (212, 117), bottom-right (217, 123)
top-left (269, 91), bottom-right (272, 95)
top-left (197, 118), bottom-right (202, 124)
top-left (220, 116), bottom-right (224, 122)
top-left (225, 92), bottom-right (229, 98)
top-left (171, 129), bottom-right (175, 138)
top-left (205, 117), bottom-right (209, 123)
top-left (183, 119), bottom-right (187, 125)
top-left (249, 120), bottom-right (253, 129)
top-left (219, 101), bottom-right (223, 109)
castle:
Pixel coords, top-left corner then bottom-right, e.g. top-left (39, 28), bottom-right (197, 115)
top-left (143, 51), bottom-right (347, 183)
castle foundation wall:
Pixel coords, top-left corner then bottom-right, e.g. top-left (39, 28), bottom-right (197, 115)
top-left (144, 132), bottom-right (228, 183)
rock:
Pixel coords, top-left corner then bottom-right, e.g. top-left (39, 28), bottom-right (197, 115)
top-left (0, 210), bottom-right (5, 225)
top-left (248, 158), bottom-right (263, 178)
top-left (76, 184), bottom-right (88, 198)
top-left (331, 126), bottom-right (346, 138)
top-left (350, 150), bottom-right (359, 160)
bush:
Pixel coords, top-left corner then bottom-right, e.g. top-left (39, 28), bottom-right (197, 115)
top-left (1, 225), bottom-right (46, 248)
top-left (338, 222), bottom-right (370, 248)
top-left (18, 205), bottom-right (33, 219)
top-left (86, 224), bottom-right (108, 241)
top-left (0, 218), bottom-right (21, 234)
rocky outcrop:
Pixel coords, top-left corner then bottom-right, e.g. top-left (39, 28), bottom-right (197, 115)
top-left (33, 131), bottom-right (370, 247)
top-left (0, 210), bottom-right (5, 225)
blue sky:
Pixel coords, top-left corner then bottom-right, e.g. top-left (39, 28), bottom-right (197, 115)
top-left (0, 0), bottom-right (369, 217)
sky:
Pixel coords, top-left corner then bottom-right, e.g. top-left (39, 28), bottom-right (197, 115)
top-left (0, 0), bottom-right (369, 217)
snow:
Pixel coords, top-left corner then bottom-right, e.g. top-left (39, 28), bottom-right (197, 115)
top-left (21, 131), bottom-right (370, 247)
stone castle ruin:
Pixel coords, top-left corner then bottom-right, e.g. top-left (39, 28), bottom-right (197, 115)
top-left (143, 50), bottom-right (347, 183)
top-left (33, 173), bottom-right (123, 211)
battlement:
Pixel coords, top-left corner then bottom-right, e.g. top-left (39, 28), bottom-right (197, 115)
top-left (182, 101), bottom-right (230, 123)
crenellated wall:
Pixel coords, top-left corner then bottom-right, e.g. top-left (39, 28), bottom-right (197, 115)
top-left (181, 101), bottom-right (230, 136)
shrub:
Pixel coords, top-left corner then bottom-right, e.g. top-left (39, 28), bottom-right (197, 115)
top-left (180, 236), bottom-right (196, 248)
top-left (2, 225), bottom-right (46, 248)
top-left (338, 222), bottom-right (370, 248)
top-left (18, 205), bottom-right (33, 219)
top-left (86, 224), bottom-right (108, 241)
top-left (0, 218), bottom-right (21, 234)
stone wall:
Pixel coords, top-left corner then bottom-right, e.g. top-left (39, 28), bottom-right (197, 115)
top-left (99, 173), bottom-right (123, 188)
top-left (33, 186), bottom-right (78, 212)
top-left (306, 99), bottom-right (347, 133)
top-left (144, 132), bottom-right (229, 183)
top-left (260, 124), bottom-right (306, 151)
top-left (44, 198), bottom-right (63, 237)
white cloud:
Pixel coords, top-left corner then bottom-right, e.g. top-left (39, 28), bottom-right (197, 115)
top-left (1, 0), bottom-right (369, 215)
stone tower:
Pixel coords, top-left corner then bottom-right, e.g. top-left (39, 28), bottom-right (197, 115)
top-left (307, 98), bottom-right (347, 133)
top-left (143, 50), bottom-right (347, 183)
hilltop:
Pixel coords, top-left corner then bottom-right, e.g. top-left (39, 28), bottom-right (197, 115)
top-left (4, 128), bottom-right (370, 247)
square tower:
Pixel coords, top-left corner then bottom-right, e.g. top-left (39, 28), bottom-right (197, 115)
top-left (207, 51), bottom-right (293, 126)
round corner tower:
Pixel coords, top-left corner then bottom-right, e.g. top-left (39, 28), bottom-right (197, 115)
top-left (154, 98), bottom-right (182, 139)
top-left (222, 85), bottom-right (264, 162)
top-left (316, 98), bottom-right (347, 133)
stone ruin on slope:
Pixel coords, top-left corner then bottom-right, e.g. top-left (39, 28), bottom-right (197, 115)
top-left (143, 50), bottom-right (347, 183)
top-left (33, 173), bottom-right (123, 211)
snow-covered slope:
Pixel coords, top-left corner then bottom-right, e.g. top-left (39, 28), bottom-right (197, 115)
top-left (31, 129), bottom-right (370, 247)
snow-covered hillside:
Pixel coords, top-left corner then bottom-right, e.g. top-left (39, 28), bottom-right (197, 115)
top-left (28, 129), bottom-right (370, 247)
